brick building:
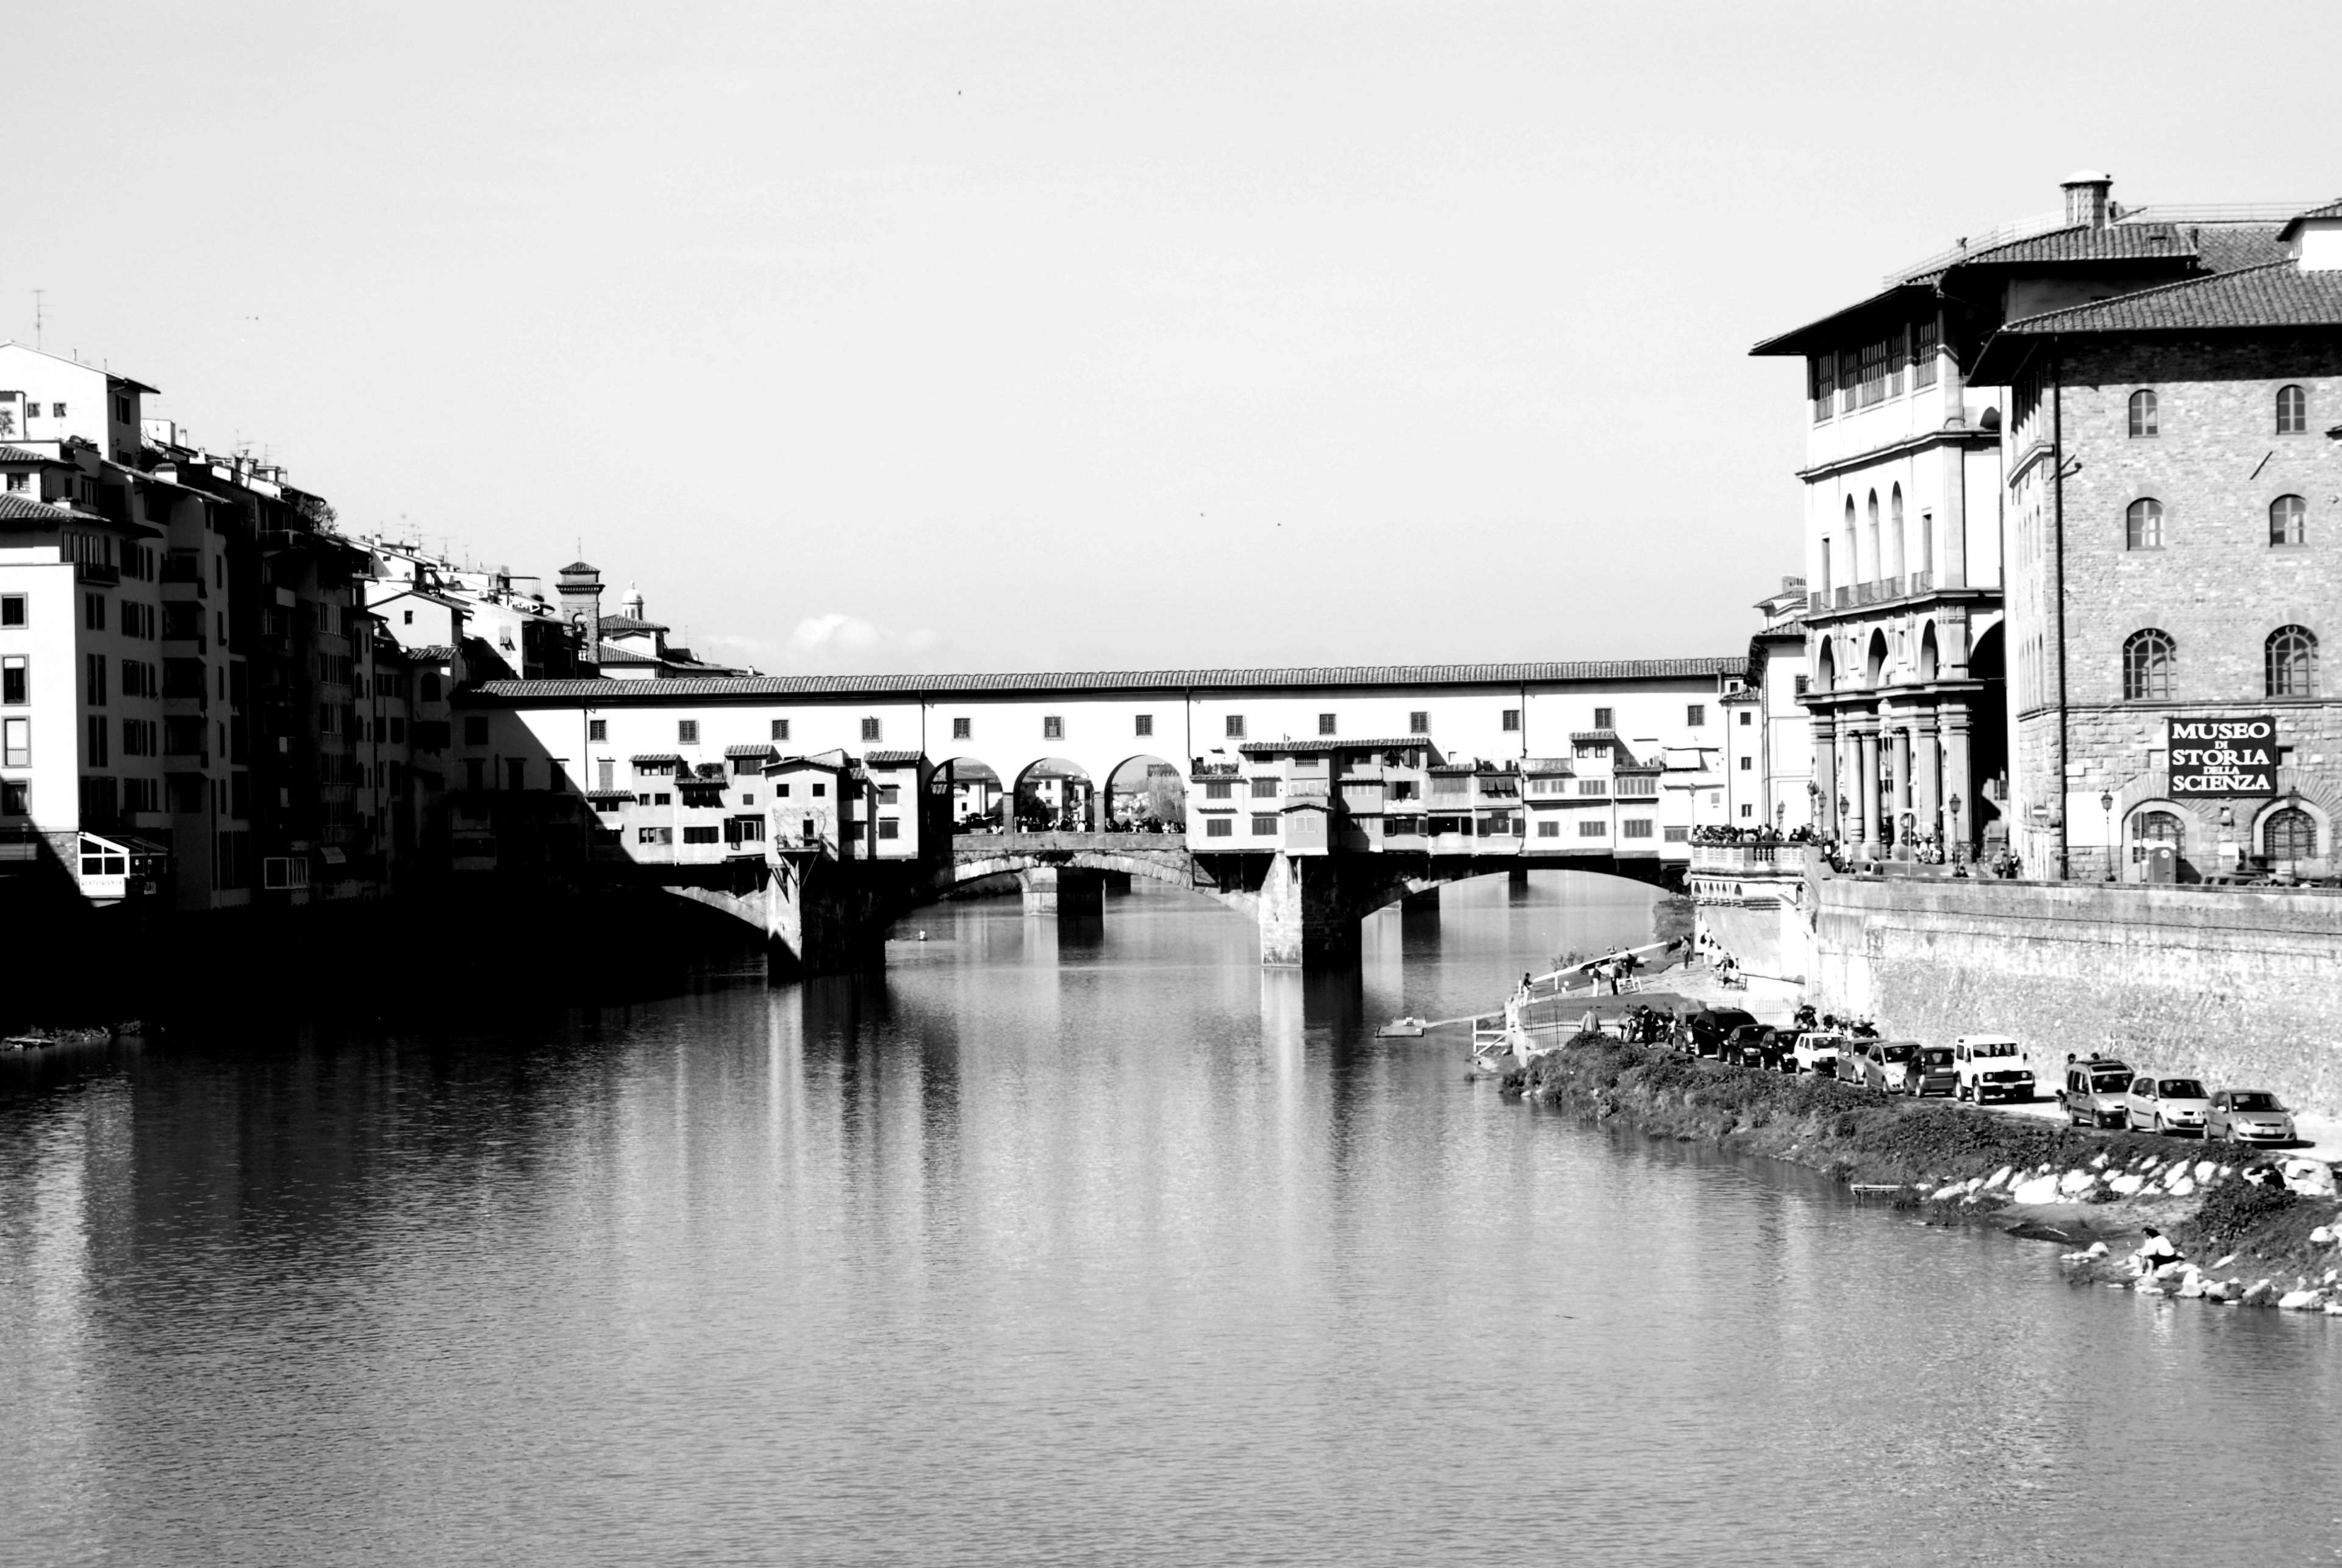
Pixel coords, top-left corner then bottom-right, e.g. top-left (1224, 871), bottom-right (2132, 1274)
top-left (1972, 195), bottom-right (2342, 881)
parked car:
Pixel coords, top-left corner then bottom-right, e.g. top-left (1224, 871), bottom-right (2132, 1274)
top-left (2125, 1075), bottom-right (2211, 1137)
top-left (1683, 1008), bottom-right (1756, 1058)
top-left (1857, 1040), bottom-right (1923, 1094)
top-left (2206, 1089), bottom-right (2297, 1146)
top-left (1791, 1031), bottom-right (1847, 1078)
top-left (2060, 1056), bottom-right (2135, 1129)
top-left (1905, 1044), bottom-right (1957, 1098)
top-left (1952, 1034), bottom-right (2035, 1103)
top-left (1761, 1028), bottom-right (1805, 1074)
top-left (1719, 1024), bottom-right (1772, 1068)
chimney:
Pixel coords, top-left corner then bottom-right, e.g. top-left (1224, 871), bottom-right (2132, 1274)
top-left (555, 559), bottom-right (603, 674)
top-left (2061, 170), bottom-right (2113, 230)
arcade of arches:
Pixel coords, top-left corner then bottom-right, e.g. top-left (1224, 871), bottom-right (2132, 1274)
top-left (1805, 617), bottom-right (2007, 861)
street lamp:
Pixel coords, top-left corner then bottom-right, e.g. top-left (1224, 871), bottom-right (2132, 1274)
top-left (2285, 784), bottom-right (2302, 881)
top-left (1899, 809), bottom-right (1915, 861)
top-left (1947, 793), bottom-right (1963, 864)
top-left (2099, 791), bottom-right (2115, 881)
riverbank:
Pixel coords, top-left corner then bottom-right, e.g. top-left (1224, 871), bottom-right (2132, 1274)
top-left (1508, 1035), bottom-right (2342, 1314)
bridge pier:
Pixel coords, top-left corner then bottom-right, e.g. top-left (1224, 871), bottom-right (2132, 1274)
top-left (1019, 864), bottom-right (1105, 917)
top-left (1257, 854), bottom-right (1376, 967)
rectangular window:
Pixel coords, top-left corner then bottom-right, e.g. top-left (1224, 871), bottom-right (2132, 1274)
top-left (678, 720), bottom-right (698, 745)
top-left (2, 716), bottom-right (27, 767)
top-left (1622, 818), bottom-right (1653, 839)
top-left (1318, 712), bottom-right (1337, 735)
top-left (1860, 337), bottom-right (1888, 406)
top-left (1664, 825), bottom-right (1688, 843)
top-left (1793, 675), bottom-right (1810, 696)
top-left (1578, 819), bottom-right (1607, 837)
top-left (879, 784), bottom-right (900, 805)
top-left (1134, 714), bottom-right (1153, 737)
top-left (1250, 814), bottom-right (1278, 835)
top-left (1739, 804), bottom-right (1755, 818)
top-left (2, 656), bottom-right (23, 704)
top-left (771, 719), bottom-right (790, 742)
top-left (87, 713), bottom-right (109, 765)
top-left (1739, 756), bottom-right (1753, 771)
top-left (1738, 710), bottom-right (1752, 726)
top-left (682, 825), bottom-right (720, 844)
top-left (1616, 776), bottom-right (1656, 798)
top-left (85, 593), bottom-right (106, 631)
top-left (589, 719), bottom-right (607, 742)
top-left (1205, 780), bottom-right (1233, 800)
top-left (1251, 777), bottom-right (1278, 798)
top-left (1537, 820), bottom-right (1559, 837)
top-left (0, 594), bottom-right (23, 627)
top-left (1578, 779), bottom-right (1606, 797)
top-left (86, 654), bottom-right (107, 707)
top-left (1592, 707), bottom-right (1613, 729)
top-left (1913, 316), bottom-right (1939, 388)
top-left (1042, 716), bottom-right (1063, 740)
top-left (1501, 708), bottom-right (1520, 732)
top-left (1206, 817), bottom-right (1233, 837)
top-left (953, 717), bottom-right (971, 740)
top-left (1408, 711), bottom-right (1429, 735)
top-left (1225, 715), bottom-right (1245, 739)
top-left (51, 403), bottom-right (64, 418)
top-left (598, 759), bottom-right (615, 790)
top-left (878, 818), bottom-right (900, 839)
top-left (1840, 348), bottom-right (1860, 413)
top-left (637, 826), bottom-right (671, 845)
top-left (0, 779), bottom-right (25, 814)
top-left (1686, 704), bottom-right (1705, 726)
top-left (1886, 324), bottom-right (1905, 398)
top-left (1811, 355), bottom-right (1835, 423)
top-left (861, 717), bottom-right (881, 742)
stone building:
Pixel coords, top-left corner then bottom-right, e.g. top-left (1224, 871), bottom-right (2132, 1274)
top-left (1971, 195), bottom-right (2342, 881)
top-left (1753, 171), bottom-right (2310, 865)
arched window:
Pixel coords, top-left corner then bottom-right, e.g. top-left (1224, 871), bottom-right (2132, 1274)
top-left (2130, 809), bottom-right (2186, 879)
top-left (2270, 494), bottom-right (2307, 545)
top-left (2128, 390), bottom-right (2158, 437)
top-left (2276, 384), bottom-right (2307, 435)
top-left (2125, 498), bottom-right (2165, 550)
top-left (2122, 629), bottom-right (2174, 701)
top-left (1889, 485), bottom-right (1905, 579)
top-left (2265, 807), bottom-right (2318, 864)
top-left (1866, 492), bottom-right (1880, 581)
top-left (2266, 625), bottom-right (2318, 697)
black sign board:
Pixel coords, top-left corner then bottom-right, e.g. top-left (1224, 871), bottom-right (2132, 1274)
top-left (2166, 717), bottom-right (2278, 796)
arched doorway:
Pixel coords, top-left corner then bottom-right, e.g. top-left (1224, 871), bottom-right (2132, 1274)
top-left (1015, 759), bottom-right (1095, 832)
top-left (1104, 754), bottom-right (1184, 833)
top-left (2128, 807), bottom-right (2191, 883)
top-left (938, 757), bottom-right (1004, 831)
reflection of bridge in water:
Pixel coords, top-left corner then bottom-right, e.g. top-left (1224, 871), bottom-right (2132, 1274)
top-left (656, 829), bottom-right (1681, 973)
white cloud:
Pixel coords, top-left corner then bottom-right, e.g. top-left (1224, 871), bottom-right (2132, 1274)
top-left (781, 612), bottom-right (944, 673)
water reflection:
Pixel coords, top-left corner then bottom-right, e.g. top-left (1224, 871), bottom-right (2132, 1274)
top-left (1, 873), bottom-right (2335, 1566)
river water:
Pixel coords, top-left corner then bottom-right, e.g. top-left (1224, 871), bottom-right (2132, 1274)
top-left (2, 875), bottom-right (2337, 1566)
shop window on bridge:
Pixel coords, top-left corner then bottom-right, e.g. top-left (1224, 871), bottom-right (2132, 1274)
top-left (1205, 818), bottom-right (1233, 837)
top-left (639, 826), bottom-right (671, 845)
top-left (682, 825), bottom-right (718, 844)
top-left (1592, 707), bottom-right (1613, 729)
top-left (678, 720), bottom-right (698, 745)
top-left (589, 719), bottom-right (607, 741)
top-left (1225, 715), bottom-right (1245, 739)
top-left (1202, 779), bottom-right (1233, 800)
top-left (1622, 818), bottom-right (1653, 839)
top-left (1664, 825), bottom-right (1688, 842)
top-left (1537, 820), bottom-right (1560, 838)
top-left (1578, 779), bottom-right (1606, 797)
top-left (1409, 711), bottom-right (1430, 735)
top-left (1134, 714), bottom-right (1153, 737)
top-left (1502, 709), bottom-right (1520, 732)
top-left (1250, 777), bottom-right (1279, 799)
top-left (861, 717), bottom-right (882, 742)
top-left (1250, 814), bottom-right (1278, 835)
top-left (1042, 716), bottom-right (1063, 740)
top-left (878, 818), bottom-right (900, 840)
top-left (1578, 820), bottom-right (1608, 837)
top-left (772, 719), bottom-right (791, 742)
top-left (1686, 704), bottom-right (1705, 726)
top-left (1319, 712), bottom-right (1337, 735)
top-left (1616, 776), bottom-right (1655, 797)
top-left (953, 717), bottom-right (972, 740)
top-left (879, 784), bottom-right (900, 805)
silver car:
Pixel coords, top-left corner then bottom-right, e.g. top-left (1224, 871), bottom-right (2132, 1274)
top-left (2206, 1089), bottom-right (2296, 1146)
top-left (2125, 1075), bottom-right (2211, 1136)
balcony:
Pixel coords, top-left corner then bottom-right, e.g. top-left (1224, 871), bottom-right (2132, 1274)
top-left (74, 561), bottom-right (120, 586)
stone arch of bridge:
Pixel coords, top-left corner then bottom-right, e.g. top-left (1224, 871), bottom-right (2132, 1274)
top-left (1011, 756), bottom-right (1097, 831)
top-left (1102, 753), bottom-right (1185, 829)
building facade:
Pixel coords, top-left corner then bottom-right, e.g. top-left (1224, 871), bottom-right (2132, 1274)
top-left (1971, 196), bottom-right (2342, 882)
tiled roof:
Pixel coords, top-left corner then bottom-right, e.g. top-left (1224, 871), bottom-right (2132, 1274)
top-left (723, 743), bottom-right (779, 758)
top-left (401, 644), bottom-right (456, 663)
top-left (1997, 260), bottom-right (2342, 334)
top-left (598, 615), bottom-right (667, 634)
top-left (473, 657), bottom-right (1744, 704)
top-left (1942, 221), bottom-right (2193, 270)
top-left (1569, 729), bottom-right (1619, 742)
top-left (595, 642), bottom-right (661, 665)
top-left (2192, 224), bottom-right (2290, 274)
top-left (0, 492), bottom-right (71, 521)
top-left (862, 748), bottom-right (925, 765)
top-left (0, 445), bottom-right (46, 464)
top-left (1237, 737), bottom-right (1427, 757)
top-left (629, 752), bottom-right (683, 766)
top-left (2277, 198), bottom-right (2342, 242)
top-left (559, 560), bottom-right (598, 575)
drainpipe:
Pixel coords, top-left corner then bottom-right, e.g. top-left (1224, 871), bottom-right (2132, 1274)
top-left (2050, 344), bottom-right (2070, 881)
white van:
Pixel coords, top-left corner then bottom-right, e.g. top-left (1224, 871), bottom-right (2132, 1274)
top-left (1953, 1034), bottom-right (2035, 1103)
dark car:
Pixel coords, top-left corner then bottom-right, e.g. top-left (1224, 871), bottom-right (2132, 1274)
top-left (1905, 1044), bottom-right (1958, 1098)
top-left (1720, 1025), bottom-right (1772, 1068)
top-left (1684, 1008), bottom-right (1758, 1058)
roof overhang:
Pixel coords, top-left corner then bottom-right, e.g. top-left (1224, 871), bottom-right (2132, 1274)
top-left (1750, 281), bottom-right (1937, 358)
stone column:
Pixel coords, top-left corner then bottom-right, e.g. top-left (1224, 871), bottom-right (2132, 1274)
top-left (1857, 727), bottom-right (1883, 861)
top-left (1257, 853), bottom-right (1364, 968)
top-left (1939, 440), bottom-right (1967, 589)
top-left (1888, 722), bottom-right (1911, 857)
top-left (1914, 711), bottom-right (1942, 850)
top-left (1810, 716), bottom-right (1837, 839)
top-left (1020, 864), bottom-right (1105, 917)
top-left (1941, 709), bottom-right (1973, 859)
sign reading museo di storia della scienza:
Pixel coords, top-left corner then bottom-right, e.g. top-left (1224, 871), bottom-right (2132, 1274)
top-left (2167, 717), bottom-right (2279, 796)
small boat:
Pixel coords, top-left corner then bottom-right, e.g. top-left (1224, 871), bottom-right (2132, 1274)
top-left (1377, 1016), bottom-right (1428, 1039)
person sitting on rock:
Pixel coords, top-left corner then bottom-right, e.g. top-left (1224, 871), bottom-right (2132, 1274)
top-left (2135, 1226), bottom-right (2182, 1275)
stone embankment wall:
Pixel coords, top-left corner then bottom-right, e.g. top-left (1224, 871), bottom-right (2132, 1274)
top-left (1807, 874), bottom-right (2342, 1116)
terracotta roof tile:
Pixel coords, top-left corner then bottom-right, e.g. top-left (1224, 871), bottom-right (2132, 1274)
top-left (2277, 198), bottom-right (2342, 242)
top-left (1998, 260), bottom-right (2342, 334)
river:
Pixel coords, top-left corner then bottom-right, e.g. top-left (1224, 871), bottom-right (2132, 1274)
top-left (2, 874), bottom-right (2336, 1566)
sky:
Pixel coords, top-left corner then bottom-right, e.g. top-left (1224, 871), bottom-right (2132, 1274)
top-left (9, 1), bottom-right (2341, 675)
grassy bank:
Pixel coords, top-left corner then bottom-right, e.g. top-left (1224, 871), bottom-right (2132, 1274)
top-left (1511, 1036), bottom-right (2342, 1310)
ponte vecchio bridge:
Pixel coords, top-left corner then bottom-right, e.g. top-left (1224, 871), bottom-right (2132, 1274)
top-left (464, 656), bottom-right (1754, 970)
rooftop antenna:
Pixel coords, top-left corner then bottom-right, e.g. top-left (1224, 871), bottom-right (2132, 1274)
top-left (30, 290), bottom-right (45, 350)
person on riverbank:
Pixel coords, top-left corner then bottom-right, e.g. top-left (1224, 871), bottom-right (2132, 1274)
top-left (2135, 1226), bottom-right (2182, 1276)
